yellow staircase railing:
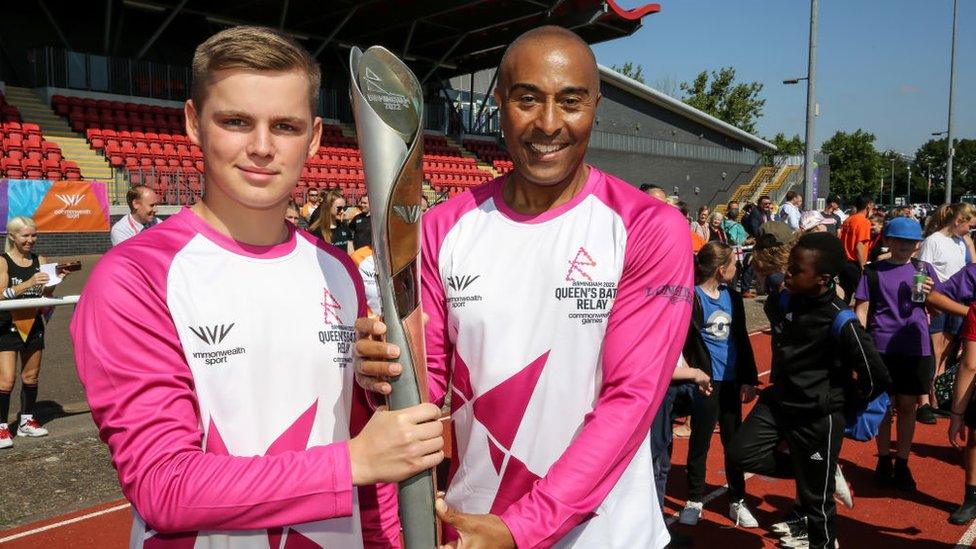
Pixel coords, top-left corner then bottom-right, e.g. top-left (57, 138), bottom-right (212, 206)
top-left (760, 164), bottom-right (800, 197)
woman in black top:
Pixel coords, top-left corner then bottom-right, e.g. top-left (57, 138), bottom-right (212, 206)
top-left (309, 190), bottom-right (354, 253)
top-left (0, 216), bottom-right (72, 446)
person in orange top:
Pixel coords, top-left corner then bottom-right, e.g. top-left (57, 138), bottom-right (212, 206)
top-left (838, 195), bottom-right (875, 300)
top-left (840, 196), bottom-right (875, 265)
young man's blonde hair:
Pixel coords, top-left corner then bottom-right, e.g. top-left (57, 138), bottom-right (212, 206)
top-left (191, 26), bottom-right (321, 114)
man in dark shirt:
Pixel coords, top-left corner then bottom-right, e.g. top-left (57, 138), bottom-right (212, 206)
top-left (350, 194), bottom-right (372, 250)
top-left (822, 195), bottom-right (843, 236)
top-left (744, 195), bottom-right (773, 238)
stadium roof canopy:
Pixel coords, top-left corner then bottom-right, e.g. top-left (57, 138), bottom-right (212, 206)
top-left (106, 0), bottom-right (660, 80)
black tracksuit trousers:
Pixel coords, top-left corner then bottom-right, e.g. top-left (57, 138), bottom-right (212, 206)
top-left (729, 396), bottom-right (845, 549)
top-left (686, 380), bottom-right (746, 502)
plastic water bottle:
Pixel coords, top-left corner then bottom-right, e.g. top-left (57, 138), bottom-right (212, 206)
top-left (912, 263), bottom-right (928, 303)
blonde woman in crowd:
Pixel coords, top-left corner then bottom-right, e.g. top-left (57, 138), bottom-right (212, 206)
top-left (0, 217), bottom-right (72, 448)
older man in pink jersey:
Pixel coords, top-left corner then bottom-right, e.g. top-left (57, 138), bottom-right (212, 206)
top-left (355, 26), bottom-right (693, 549)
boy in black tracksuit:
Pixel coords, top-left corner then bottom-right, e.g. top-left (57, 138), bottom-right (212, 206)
top-left (729, 233), bottom-right (889, 548)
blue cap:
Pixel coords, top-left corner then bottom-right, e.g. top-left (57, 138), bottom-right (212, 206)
top-left (884, 217), bottom-right (924, 241)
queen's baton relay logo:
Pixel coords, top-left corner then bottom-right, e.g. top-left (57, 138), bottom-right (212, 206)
top-left (318, 289), bottom-right (354, 367)
top-left (556, 247), bottom-right (616, 325)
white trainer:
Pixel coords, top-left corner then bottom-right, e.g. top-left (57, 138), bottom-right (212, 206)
top-left (678, 500), bottom-right (704, 526)
top-left (730, 500), bottom-right (759, 528)
top-left (0, 424), bottom-right (12, 448)
top-left (17, 415), bottom-right (48, 437)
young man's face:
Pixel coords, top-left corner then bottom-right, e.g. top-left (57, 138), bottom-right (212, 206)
top-left (307, 190), bottom-right (320, 204)
top-left (784, 247), bottom-right (829, 295)
top-left (358, 195), bottom-right (370, 215)
top-left (186, 68), bottom-right (321, 211)
top-left (760, 198), bottom-right (772, 213)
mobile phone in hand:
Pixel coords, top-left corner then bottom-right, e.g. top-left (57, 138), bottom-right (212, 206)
top-left (57, 261), bottom-right (82, 272)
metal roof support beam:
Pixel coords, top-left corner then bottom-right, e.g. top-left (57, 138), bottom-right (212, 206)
top-left (473, 69), bottom-right (498, 133)
top-left (356, 0), bottom-right (493, 40)
top-left (136, 0), bottom-right (189, 60)
top-left (402, 20), bottom-right (417, 56)
top-left (312, 6), bottom-right (358, 58)
top-left (548, 0), bottom-right (568, 17)
top-left (278, 0), bottom-right (289, 29)
top-left (413, 11), bottom-right (543, 51)
top-left (421, 33), bottom-right (469, 85)
top-left (37, 0), bottom-right (72, 50)
top-left (103, 0), bottom-right (113, 53)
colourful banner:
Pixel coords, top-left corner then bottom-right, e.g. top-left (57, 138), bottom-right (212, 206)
top-left (0, 179), bottom-right (110, 232)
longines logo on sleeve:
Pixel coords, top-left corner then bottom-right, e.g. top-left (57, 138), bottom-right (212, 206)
top-left (318, 288), bottom-right (355, 367)
top-left (188, 322), bottom-right (246, 365)
top-left (393, 204), bottom-right (421, 224)
top-left (446, 274), bottom-right (483, 309)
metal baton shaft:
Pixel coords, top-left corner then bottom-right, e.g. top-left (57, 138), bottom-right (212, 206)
top-left (349, 45), bottom-right (438, 548)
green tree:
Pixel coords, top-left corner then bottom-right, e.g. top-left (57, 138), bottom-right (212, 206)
top-left (770, 133), bottom-right (805, 156)
top-left (912, 138), bottom-right (976, 202)
top-left (610, 62), bottom-right (644, 84)
top-left (820, 130), bottom-right (883, 200)
top-left (679, 67), bottom-right (765, 134)
top-left (759, 133), bottom-right (804, 165)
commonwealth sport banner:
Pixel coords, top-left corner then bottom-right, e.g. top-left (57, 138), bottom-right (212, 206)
top-left (0, 179), bottom-right (110, 232)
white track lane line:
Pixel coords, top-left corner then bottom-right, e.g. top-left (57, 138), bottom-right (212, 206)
top-left (0, 503), bottom-right (131, 544)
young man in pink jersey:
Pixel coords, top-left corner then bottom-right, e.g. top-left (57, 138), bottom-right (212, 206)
top-left (71, 26), bottom-right (443, 548)
top-left (355, 26), bottom-right (693, 548)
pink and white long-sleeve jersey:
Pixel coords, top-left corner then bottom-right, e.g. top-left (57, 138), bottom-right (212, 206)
top-left (422, 167), bottom-right (693, 548)
top-left (70, 208), bottom-right (398, 549)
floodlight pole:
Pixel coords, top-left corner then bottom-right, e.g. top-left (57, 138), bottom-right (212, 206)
top-left (946, 0), bottom-right (958, 203)
top-left (891, 157), bottom-right (896, 205)
top-left (802, 0), bottom-right (818, 209)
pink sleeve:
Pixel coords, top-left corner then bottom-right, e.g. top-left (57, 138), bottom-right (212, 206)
top-left (70, 250), bottom-right (356, 534)
top-left (499, 204), bottom-right (693, 548)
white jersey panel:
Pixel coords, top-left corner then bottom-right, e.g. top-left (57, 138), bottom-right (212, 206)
top-left (163, 234), bottom-right (363, 548)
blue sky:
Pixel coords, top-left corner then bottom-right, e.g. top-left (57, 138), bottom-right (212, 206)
top-left (592, 0), bottom-right (975, 154)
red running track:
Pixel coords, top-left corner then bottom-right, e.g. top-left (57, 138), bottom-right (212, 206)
top-left (0, 333), bottom-right (971, 548)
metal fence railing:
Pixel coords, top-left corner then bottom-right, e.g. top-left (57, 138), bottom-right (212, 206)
top-left (109, 167), bottom-right (203, 206)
